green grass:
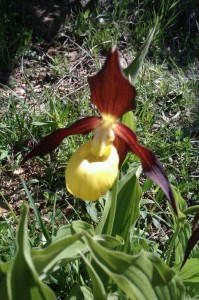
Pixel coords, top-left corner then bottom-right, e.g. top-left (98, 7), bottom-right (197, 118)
top-left (134, 62), bottom-right (198, 201)
top-left (0, 0), bottom-right (199, 298)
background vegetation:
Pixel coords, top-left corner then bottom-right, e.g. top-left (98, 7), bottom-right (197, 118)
top-left (0, 0), bottom-right (198, 299)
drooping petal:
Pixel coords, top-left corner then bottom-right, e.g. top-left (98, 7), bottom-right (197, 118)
top-left (181, 227), bottom-right (199, 269)
top-left (113, 134), bottom-right (129, 167)
top-left (21, 116), bottom-right (101, 164)
top-left (88, 47), bottom-right (136, 118)
top-left (65, 141), bottom-right (119, 200)
top-left (114, 122), bottom-right (178, 215)
top-left (181, 212), bottom-right (199, 269)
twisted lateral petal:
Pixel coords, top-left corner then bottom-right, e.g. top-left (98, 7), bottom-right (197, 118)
top-left (113, 134), bottom-right (129, 167)
top-left (88, 48), bottom-right (136, 118)
top-left (114, 122), bottom-right (178, 215)
top-left (66, 141), bottom-right (119, 200)
top-left (181, 212), bottom-right (199, 269)
top-left (21, 116), bottom-right (101, 164)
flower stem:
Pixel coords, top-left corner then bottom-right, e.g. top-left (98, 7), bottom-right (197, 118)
top-left (166, 220), bottom-right (181, 266)
top-left (95, 175), bottom-right (119, 236)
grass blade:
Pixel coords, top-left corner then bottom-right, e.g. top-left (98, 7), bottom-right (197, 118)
top-left (124, 18), bottom-right (158, 84)
top-left (20, 177), bottom-right (50, 242)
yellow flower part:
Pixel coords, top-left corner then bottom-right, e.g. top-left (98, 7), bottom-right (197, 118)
top-left (65, 140), bottom-right (119, 200)
top-left (91, 115), bottom-right (116, 157)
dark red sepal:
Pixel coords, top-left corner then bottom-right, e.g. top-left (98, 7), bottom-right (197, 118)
top-left (181, 212), bottom-right (199, 269)
top-left (88, 48), bottom-right (136, 118)
top-left (114, 122), bottom-right (178, 215)
top-left (21, 116), bottom-right (101, 164)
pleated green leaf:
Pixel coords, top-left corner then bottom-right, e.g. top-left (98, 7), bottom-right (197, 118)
top-left (7, 204), bottom-right (56, 300)
top-left (32, 233), bottom-right (84, 276)
top-left (68, 285), bottom-right (93, 300)
top-left (166, 188), bottom-right (191, 267)
top-left (0, 261), bottom-right (10, 300)
top-left (112, 172), bottom-right (142, 252)
top-left (32, 221), bottom-right (94, 276)
top-left (95, 188), bottom-right (114, 235)
top-left (81, 253), bottom-right (107, 300)
top-left (95, 234), bottom-right (124, 249)
top-left (174, 258), bottom-right (199, 284)
top-left (84, 233), bottom-right (185, 300)
top-left (96, 169), bottom-right (142, 253)
top-left (32, 220), bottom-right (122, 279)
top-left (71, 220), bottom-right (95, 235)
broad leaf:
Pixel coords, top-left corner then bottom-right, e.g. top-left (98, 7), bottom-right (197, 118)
top-left (113, 172), bottom-right (142, 252)
top-left (68, 285), bottom-right (93, 300)
top-left (84, 233), bottom-right (185, 300)
top-left (171, 186), bottom-right (187, 220)
top-left (95, 188), bottom-right (114, 235)
top-left (175, 221), bottom-right (190, 265)
top-left (0, 261), bottom-right (11, 300)
top-left (54, 220), bottom-right (94, 240)
top-left (71, 220), bottom-right (95, 235)
top-left (32, 233), bottom-right (85, 277)
top-left (7, 205), bottom-right (56, 300)
top-left (32, 221), bottom-right (94, 276)
top-left (95, 234), bottom-right (124, 249)
top-left (96, 169), bottom-right (141, 253)
top-left (81, 253), bottom-right (107, 300)
top-left (163, 188), bottom-right (189, 266)
top-left (174, 258), bottom-right (199, 284)
top-left (32, 220), bottom-right (122, 278)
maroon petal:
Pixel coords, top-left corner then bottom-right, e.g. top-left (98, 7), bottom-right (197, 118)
top-left (88, 48), bottom-right (136, 118)
top-left (181, 227), bottom-right (199, 269)
top-left (181, 212), bottom-right (199, 269)
top-left (114, 122), bottom-right (178, 215)
top-left (21, 116), bottom-right (101, 164)
top-left (113, 135), bottom-right (129, 167)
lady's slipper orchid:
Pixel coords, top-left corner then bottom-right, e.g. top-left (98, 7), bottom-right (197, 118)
top-left (22, 47), bottom-right (177, 214)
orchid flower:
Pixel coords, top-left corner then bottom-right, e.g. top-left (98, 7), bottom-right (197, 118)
top-left (22, 47), bottom-right (177, 214)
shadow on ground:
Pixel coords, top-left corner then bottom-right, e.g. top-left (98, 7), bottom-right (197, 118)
top-left (0, 0), bottom-right (97, 84)
top-left (0, 0), bottom-right (198, 85)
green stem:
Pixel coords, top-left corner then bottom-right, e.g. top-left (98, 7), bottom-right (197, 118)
top-left (95, 176), bottom-right (118, 235)
top-left (166, 221), bottom-right (181, 266)
top-left (95, 191), bottom-right (112, 235)
top-left (106, 176), bottom-right (118, 236)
